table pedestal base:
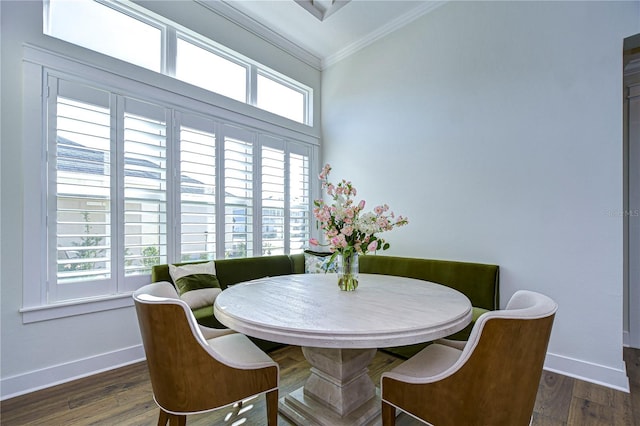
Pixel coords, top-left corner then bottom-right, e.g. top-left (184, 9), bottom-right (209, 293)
top-left (279, 347), bottom-right (381, 425)
top-left (279, 387), bottom-right (381, 426)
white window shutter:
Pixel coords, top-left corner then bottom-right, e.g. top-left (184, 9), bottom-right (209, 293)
top-left (122, 98), bottom-right (168, 279)
top-left (261, 136), bottom-right (286, 255)
top-left (222, 125), bottom-right (255, 259)
top-left (178, 113), bottom-right (217, 261)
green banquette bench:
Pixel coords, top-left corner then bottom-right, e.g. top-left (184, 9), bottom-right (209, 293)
top-left (150, 253), bottom-right (499, 358)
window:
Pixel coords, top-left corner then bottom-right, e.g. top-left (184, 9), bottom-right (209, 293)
top-left (45, 0), bottom-right (162, 72)
top-left (257, 73), bottom-right (306, 124)
top-left (29, 62), bottom-right (316, 310)
top-left (176, 37), bottom-right (248, 103)
top-left (44, 0), bottom-right (312, 125)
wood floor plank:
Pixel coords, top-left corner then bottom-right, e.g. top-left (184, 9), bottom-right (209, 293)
top-left (1, 346), bottom-right (638, 425)
top-left (628, 378), bottom-right (640, 426)
top-left (573, 379), bottom-right (616, 407)
top-left (611, 387), bottom-right (635, 426)
top-left (625, 346), bottom-right (640, 384)
top-left (567, 397), bottom-right (617, 426)
top-left (531, 412), bottom-right (568, 426)
top-left (533, 371), bottom-right (574, 422)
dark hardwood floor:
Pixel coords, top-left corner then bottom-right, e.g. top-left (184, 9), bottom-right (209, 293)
top-left (1, 346), bottom-right (638, 425)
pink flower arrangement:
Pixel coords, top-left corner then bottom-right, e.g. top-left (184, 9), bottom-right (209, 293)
top-left (310, 163), bottom-right (408, 257)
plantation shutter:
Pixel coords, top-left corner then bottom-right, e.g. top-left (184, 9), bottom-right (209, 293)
top-left (178, 113), bottom-right (217, 261)
top-left (289, 143), bottom-right (311, 254)
top-left (261, 136), bottom-right (286, 256)
top-left (122, 98), bottom-right (168, 281)
top-left (223, 125), bottom-right (254, 258)
top-left (49, 78), bottom-right (113, 301)
top-left (33, 65), bottom-right (318, 309)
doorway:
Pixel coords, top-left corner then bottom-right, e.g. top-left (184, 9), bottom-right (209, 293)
top-left (624, 33), bottom-right (640, 349)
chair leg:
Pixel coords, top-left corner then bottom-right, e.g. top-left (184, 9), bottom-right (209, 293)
top-left (168, 414), bottom-right (186, 426)
top-left (265, 389), bottom-right (279, 426)
top-left (382, 400), bottom-right (396, 426)
top-left (158, 409), bottom-right (169, 426)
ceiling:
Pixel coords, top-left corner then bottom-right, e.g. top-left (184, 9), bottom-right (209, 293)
top-left (198, 0), bottom-right (445, 69)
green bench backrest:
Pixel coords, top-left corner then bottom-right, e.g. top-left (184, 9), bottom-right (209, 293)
top-left (151, 254), bottom-right (306, 289)
top-left (151, 254), bottom-right (498, 310)
top-left (359, 255), bottom-right (499, 311)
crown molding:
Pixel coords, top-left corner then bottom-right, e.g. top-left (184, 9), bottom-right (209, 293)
top-left (323, 1), bottom-right (447, 69)
top-left (196, 0), bottom-right (447, 72)
top-left (196, 0), bottom-right (323, 71)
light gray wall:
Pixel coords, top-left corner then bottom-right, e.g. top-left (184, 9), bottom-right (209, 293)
top-left (322, 1), bottom-right (638, 390)
top-left (0, 0), bottom-right (320, 398)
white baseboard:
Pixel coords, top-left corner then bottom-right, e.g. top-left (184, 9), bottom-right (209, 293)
top-left (1, 346), bottom-right (632, 401)
top-left (0, 344), bottom-right (146, 401)
top-left (544, 351), bottom-right (630, 393)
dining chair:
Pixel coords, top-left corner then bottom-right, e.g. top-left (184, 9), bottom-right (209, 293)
top-left (133, 282), bottom-right (279, 426)
top-left (381, 290), bottom-right (557, 426)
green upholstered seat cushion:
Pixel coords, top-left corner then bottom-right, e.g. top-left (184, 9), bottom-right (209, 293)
top-left (445, 306), bottom-right (488, 341)
top-left (191, 305), bottom-right (284, 353)
top-left (382, 342), bottom-right (433, 360)
top-left (192, 305), bottom-right (222, 328)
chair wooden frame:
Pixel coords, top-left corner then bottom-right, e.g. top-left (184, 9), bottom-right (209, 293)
top-left (133, 282), bottom-right (279, 426)
top-left (381, 290), bottom-right (557, 426)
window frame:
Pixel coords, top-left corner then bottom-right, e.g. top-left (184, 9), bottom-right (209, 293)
top-left (43, 0), bottom-right (313, 126)
top-left (44, 0), bottom-right (169, 73)
top-left (256, 69), bottom-right (310, 125)
top-left (21, 46), bottom-right (319, 323)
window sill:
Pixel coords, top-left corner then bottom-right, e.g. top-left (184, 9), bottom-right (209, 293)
top-left (20, 294), bottom-right (134, 324)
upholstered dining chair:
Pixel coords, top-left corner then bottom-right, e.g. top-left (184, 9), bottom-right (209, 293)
top-left (133, 282), bottom-right (279, 426)
top-left (381, 290), bottom-right (557, 426)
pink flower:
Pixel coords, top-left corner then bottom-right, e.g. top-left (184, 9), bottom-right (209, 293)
top-left (319, 164), bottom-right (331, 180)
top-left (312, 163), bottom-right (408, 255)
top-left (341, 225), bottom-right (354, 236)
top-left (331, 234), bottom-right (348, 249)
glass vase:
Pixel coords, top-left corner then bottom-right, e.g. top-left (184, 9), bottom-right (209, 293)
top-left (337, 252), bottom-right (359, 291)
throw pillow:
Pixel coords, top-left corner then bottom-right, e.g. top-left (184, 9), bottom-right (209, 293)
top-left (304, 250), bottom-right (338, 274)
top-left (168, 261), bottom-right (221, 310)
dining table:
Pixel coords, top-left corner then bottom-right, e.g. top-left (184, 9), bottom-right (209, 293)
top-left (213, 272), bottom-right (472, 426)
